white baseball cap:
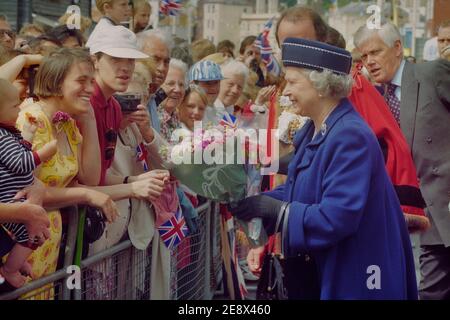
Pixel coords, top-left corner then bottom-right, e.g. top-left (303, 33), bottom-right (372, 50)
top-left (88, 25), bottom-right (148, 59)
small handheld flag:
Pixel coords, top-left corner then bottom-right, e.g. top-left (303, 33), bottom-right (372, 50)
top-left (254, 17), bottom-right (281, 76)
top-left (158, 208), bottom-right (188, 250)
top-left (160, 0), bottom-right (182, 16)
top-left (219, 113), bottom-right (238, 129)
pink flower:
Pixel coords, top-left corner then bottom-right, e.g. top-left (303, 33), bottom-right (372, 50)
top-left (202, 140), bottom-right (212, 149)
top-left (52, 111), bottom-right (71, 124)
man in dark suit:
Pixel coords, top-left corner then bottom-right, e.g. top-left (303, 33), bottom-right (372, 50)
top-left (355, 21), bottom-right (450, 300)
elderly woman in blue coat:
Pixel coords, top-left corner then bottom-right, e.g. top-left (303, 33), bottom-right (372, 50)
top-left (230, 38), bottom-right (418, 300)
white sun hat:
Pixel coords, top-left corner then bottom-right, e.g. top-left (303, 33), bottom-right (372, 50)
top-left (88, 24), bottom-right (148, 59)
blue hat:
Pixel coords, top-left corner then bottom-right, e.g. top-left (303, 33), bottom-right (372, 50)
top-left (282, 38), bottom-right (352, 75)
top-left (189, 60), bottom-right (224, 82)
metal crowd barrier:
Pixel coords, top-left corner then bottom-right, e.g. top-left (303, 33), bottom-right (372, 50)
top-left (0, 201), bottom-right (223, 300)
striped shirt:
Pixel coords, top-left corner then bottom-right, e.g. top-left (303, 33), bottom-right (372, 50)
top-left (0, 127), bottom-right (36, 204)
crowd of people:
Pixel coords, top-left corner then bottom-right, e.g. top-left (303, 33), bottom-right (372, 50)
top-left (0, 0), bottom-right (449, 300)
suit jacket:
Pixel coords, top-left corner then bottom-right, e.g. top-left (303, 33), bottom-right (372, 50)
top-left (265, 99), bottom-right (417, 299)
top-left (400, 59), bottom-right (450, 246)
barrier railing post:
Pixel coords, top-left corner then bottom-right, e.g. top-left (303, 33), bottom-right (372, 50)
top-left (73, 206), bottom-right (86, 300)
top-left (62, 206), bottom-right (79, 300)
top-left (203, 201), bottom-right (212, 299)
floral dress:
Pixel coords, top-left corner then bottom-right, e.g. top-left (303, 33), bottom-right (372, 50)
top-left (157, 106), bottom-right (181, 142)
top-left (16, 103), bottom-right (81, 299)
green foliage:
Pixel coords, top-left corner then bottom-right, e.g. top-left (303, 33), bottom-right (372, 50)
top-left (281, 0), bottom-right (298, 8)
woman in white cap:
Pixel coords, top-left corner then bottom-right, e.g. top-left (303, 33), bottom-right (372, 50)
top-left (230, 38), bottom-right (418, 300)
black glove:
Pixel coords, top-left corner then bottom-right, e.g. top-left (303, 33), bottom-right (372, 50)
top-left (229, 195), bottom-right (286, 235)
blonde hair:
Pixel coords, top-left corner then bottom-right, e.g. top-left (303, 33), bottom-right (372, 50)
top-left (138, 57), bottom-right (156, 80)
top-left (201, 52), bottom-right (230, 65)
top-left (133, 0), bottom-right (151, 14)
top-left (19, 24), bottom-right (45, 37)
top-left (58, 13), bottom-right (93, 34)
top-left (181, 84), bottom-right (208, 108)
top-left (34, 48), bottom-right (93, 98)
top-left (135, 61), bottom-right (152, 83)
top-left (96, 0), bottom-right (115, 14)
top-left (191, 39), bottom-right (216, 63)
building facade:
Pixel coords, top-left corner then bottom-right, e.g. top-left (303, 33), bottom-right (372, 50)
top-left (240, 0), bottom-right (280, 51)
top-left (0, 0), bottom-right (90, 31)
top-left (203, 0), bottom-right (253, 47)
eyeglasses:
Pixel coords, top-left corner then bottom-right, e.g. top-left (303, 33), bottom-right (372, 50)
top-left (105, 129), bottom-right (118, 161)
top-left (0, 29), bottom-right (16, 40)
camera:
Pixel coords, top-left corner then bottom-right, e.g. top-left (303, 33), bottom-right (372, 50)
top-left (27, 64), bottom-right (40, 99)
top-left (154, 87), bottom-right (168, 106)
top-left (114, 93), bottom-right (141, 114)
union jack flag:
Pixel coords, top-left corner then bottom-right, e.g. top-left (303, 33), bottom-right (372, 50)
top-left (158, 208), bottom-right (188, 250)
top-left (136, 143), bottom-right (149, 172)
top-left (160, 0), bottom-right (182, 16)
top-left (219, 113), bottom-right (237, 129)
top-left (254, 17), bottom-right (281, 76)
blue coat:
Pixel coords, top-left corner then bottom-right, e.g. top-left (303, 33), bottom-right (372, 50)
top-left (266, 99), bottom-right (417, 300)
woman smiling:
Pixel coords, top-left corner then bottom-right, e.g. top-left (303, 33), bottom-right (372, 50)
top-left (158, 59), bottom-right (187, 141)
top-left (15, 48), bottom-right (118, 298)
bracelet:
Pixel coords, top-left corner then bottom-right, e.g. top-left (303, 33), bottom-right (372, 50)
top-left (274, 202), bottom-right (288, 234)
top-left (280, 204), bottom-right (290, 258)
top-left (123, 176), bottom-right (130, 184)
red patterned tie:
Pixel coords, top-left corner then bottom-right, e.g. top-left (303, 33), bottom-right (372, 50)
top-left (385, 83), bottom-right (401, 126)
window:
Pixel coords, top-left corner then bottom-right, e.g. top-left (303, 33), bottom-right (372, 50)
top-left (212, 5), bottom-right (215, 13)
top-left (212, 20), bottom-right (215, 29)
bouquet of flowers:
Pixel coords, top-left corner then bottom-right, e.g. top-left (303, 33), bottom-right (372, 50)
top-left (160, 125), bottom-right (252, 203)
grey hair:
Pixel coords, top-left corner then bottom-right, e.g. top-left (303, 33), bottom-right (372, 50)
top-left (354, 21), bottom-right (402, 48)
top-left (301, 69), bottom-right (353, 100)
top-left (221, 60), bottom-right (249, 83)
top-left (169, 58), bottom-right (188, 75)
top-left (168, 58), bottom-right (188, 88)
top-left (137, 29), bottom-right (173, 53)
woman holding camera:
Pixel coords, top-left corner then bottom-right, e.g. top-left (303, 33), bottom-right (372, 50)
top-left (0, 50), bottom-right (43, 102)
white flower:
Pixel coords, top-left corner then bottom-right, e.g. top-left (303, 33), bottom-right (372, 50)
top-left (279, 95), bottom-right (293, 108)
